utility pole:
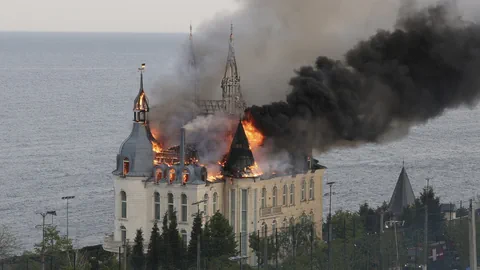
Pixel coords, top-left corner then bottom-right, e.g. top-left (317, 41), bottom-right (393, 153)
top-left (424, 178), bottom-right (431, 270)
top-left (62, 196), bottom-right (75, 242)
top-left (469, 199), bottom-right (477, 270)
top-left (326, 181), bottom-right (336, 270)
top-left (191, 198), bottom-right (207, 270)
top-left (385, 220), bottom-right (405, 270)
top-left (37, 211), bottom-right (56, 270)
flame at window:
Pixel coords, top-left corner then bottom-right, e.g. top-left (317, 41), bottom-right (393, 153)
top-left (169, 168), bottom-right (176, 183)
top-left (182, 169), bottom-right (189, 184)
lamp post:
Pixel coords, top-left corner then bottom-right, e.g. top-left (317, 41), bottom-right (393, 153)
top-left (424, 178), bottom-right (431, 270)
top-left (385, 220), bottom-right (405, 269)
top-left (38, 211), bottom-right (57, 270)
top-left (62, 196), bottom-right (75, 241)
top-left (325, 181), bottom-right (336, 270)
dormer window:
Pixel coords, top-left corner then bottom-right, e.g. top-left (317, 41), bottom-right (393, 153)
top-left (155, 169), bottom-right (163, 183)
top-left (182, 169), bottom-right (189, 185)
top-left (139, 111), bottom-right (145, 122)
top-left (169, 168), bottom-right (176, 184)
top-left (123, 158), bottom-right (130, 175)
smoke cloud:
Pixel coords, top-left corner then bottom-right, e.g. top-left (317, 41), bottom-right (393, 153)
top-left (248, 1), bottom-right (480, 154)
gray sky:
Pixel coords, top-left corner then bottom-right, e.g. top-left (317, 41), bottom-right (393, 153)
top-left (0, 0), bottom-right (238, 33)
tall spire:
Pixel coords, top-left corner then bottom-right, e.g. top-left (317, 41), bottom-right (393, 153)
top-left (188, 22), bottom-right (199, 106)
top-left (133, 63), bottom-right (149, 123)
top-left (221, 23), bottom-right (246, 117)
top-left (388, 165), bottom-right (415, 217)
top-left (189, 21), bottom-right (193, 40)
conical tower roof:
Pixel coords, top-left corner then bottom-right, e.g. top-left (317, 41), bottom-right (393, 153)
top-left (223, 121), bottom-right (255, 175)
top-left (388, 166), bottom-right (416, 216)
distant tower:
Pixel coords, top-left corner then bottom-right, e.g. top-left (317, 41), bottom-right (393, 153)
top-left (221, 23), bottom-right (246, 117)
top-left (188, 22), bottom-right (199, 105)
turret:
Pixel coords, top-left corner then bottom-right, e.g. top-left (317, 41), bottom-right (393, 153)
top-left (113, 64), bottom-right (154, 177)
top-left (223, 121), bottom-right (255, 177)
top-left (388, 163), bottom-right (416, 217)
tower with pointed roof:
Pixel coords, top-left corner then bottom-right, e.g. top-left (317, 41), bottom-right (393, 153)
top-left (223, 121), bottom-right (255, 176)
top-left (388, 164), bottom-right (416, 217)
top-left (221, 23), bottom-right (246, 116)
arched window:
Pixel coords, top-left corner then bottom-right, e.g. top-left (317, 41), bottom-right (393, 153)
top-left (261, 188), bottom-right (266, 208)
top-left (169, 168), bottom-right (176, 184)
top-left (213, 192), bottom-right (218, 213)
top-left (182, 169), bottom-right (189, 185)
top-left (168, 193), bottom-right (174, 216)
top-left (272, 186), bottom-right (277, 207)
top-left (203, 194), bottom-right (208, 216)
top-left (272, 220), bottom-right (277, 234)
top-left (290, 184), bottom-right (295, 205)
top-left (309, 178), bottom-right (314, 200)
top-left (120, 191), bottom-right (127, 218)
top-left (155, 169), bottom-right (163, 183)
top-left (181, 229), bottom-right (188, 248)
top-left (154, 192), bottom-right (160, 220)
top-left (120, 226), bottom-right (127, 244)
top-left (123, 158), bottom-right (129, 175)
top-left (181, 194), bottom-right (188, 222)
top-left (301, 179), bottom-right (306, 201)
top-left (261, 222), bottom-right (268, 237)
top-left (282, 185), bottom-right (287, 206)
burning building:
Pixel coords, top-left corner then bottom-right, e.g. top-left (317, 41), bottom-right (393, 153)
top-left (103, 25), bottom-right (326, 265)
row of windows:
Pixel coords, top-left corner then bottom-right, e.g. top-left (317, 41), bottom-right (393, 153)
top-left (119, 191), bottom-right (220, 222)
top-left (260, 178), bottom-right (315, 208)
top-left (260, 215), bottom-right (314, 237)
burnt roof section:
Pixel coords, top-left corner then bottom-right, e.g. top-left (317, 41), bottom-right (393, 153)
top-left (223, 121), bottom-right (254, 175)
top-left (388, 166), bottom-right (416, 216)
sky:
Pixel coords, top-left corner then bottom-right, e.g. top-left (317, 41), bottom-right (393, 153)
top-left (0, 0), bottom-right (239, 33)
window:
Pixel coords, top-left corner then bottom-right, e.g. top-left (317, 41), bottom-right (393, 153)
top-left (213, 192), bottom-right (218, 213)
top-left (154, 192), bottom-right (160, 220)
top-left (230, 189), bottom-right (235, 230)
top-left (301, 179), bottom-right (306, 201)
top-left (309, 178), bottom-right (314, 200)
top-left (282, 185), bottom-right (287, 206)
top-left (261, 188), bottom-right (266, 208)
top-left (123, 158), bottom-right (129, 175)
top-left (290, 184), bottom-right (295, 205)
top-left (168, 193), bottom-right (174, 216)
top-left (272, 220), bottom-right (277, 234)
top-left (181, 194), bottom-right (188, 222)
top-left (120, 191), bottom-right (127, 218)
top-left (169, 168), bottom-right (176, 183)
top-left (262, 222), bottom-right (268, 237)
top-left (182, 169), bottom-right (189, 185)
top-left (283, 218), bottom-right (287, 230)
top-left (272, 186), bottom-right (277, 207)
top-left (181, 229), bottom-right (188, 248)
top-left (120, 226), bottom-right (126, 244)
top-left (241, 189), bottom-right (248, 256)
top-left (203, 194), bottom-right (208, 217)
top-left (155, 169), bottom-right (162, 183)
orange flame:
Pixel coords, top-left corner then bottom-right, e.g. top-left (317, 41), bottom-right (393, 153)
top-left (241, 119), bottom-right (264, 150)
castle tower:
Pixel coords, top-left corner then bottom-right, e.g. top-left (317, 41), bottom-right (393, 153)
top-left (388, 164), bottom-right (416, 217)
top-left (221, 23), bottom-right (246, 117)
top-left (223, 121), bottom-right (255, 176)
top-left (113, 64), bottom-right (154, 177)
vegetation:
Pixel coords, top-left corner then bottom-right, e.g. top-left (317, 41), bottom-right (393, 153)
top-left (130, 228), bottom-right (145, 270)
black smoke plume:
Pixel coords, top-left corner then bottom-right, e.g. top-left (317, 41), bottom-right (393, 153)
top-left (247, 3), bottom-right (480, 155)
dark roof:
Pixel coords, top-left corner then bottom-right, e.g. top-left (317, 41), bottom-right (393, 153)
top-left (223, 121), bottom-right (254, 175)
top-left (440, 203), bottom-right (456, 212)
top-left (388, 166), bottom-right (416, 216)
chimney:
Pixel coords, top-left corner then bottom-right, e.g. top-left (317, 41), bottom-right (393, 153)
top-left (180, 127), bottom-right (186, 171)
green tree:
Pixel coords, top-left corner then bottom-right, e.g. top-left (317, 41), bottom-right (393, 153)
top-left (204, 212), bottom-right (236, 259)
top-left (146, 222), bottom-right (160, 270)
top-left (187, 212), bottom-right (202, 267)
top-left (34, 226), bottom-right (72, 254)
top-left (131, 228), bottom-right (145, 270)
top-left (158, 211), bottom-right (170, 268)
top-left (0, 225), bottom-right (18, 260)
top-left (167, 209), bottom-right (184, 269)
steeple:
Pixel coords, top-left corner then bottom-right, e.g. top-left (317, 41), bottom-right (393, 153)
top-left (388, 165), bottom-right (416, 217)
top-left (188, 22), bottom-right (199, 105)
top-left (223, 121), bottom-right (255, 176)
top-left (221, 23), bottom-right (246, 117)
top-left (133, 63), bottom-right (149, 124)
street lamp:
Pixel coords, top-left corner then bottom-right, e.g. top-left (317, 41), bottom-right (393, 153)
top-left (325, 181), bottom-right (336, 270)
top-left (37, 211), bottom-right (56, 270)
top-left (385, 220), bottom-right (405, 270)
top-left (62, 196), bottom-right (75, 241)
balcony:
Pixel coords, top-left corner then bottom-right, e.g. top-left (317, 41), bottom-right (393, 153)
top-left (102, 233), bottom-right (122, 253)
top-left (260, 206), bottom-right (282, 217)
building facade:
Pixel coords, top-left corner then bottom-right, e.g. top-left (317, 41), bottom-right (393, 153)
top-left (103, 27), bottom-right (325, 265)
